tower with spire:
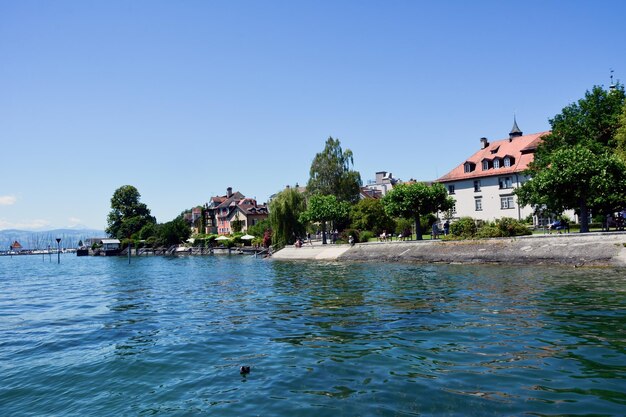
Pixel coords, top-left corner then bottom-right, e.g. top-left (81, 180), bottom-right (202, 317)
top-left (509, 116), bottom-right (523, 140)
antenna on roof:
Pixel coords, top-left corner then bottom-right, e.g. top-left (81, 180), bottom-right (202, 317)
top-left (609, 69), bottom-right (616, 92)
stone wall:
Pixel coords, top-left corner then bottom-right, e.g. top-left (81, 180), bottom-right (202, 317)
top-left (338, 233), bottom-right (626, 267)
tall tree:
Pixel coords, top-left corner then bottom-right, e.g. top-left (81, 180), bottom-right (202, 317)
top-left (516, 145), bottom-right (626, 233)
top-left (382, 182), bottom-right (453, 240)
top-left (615, 103), bottom-right (626, 161)
top-left (306, 137), bottom-right (362, 203)
top-left (520, 84), bottom-right (626, 232)
top-left (350, 198), bottom-right (395, 236)
top-left (534, 85), bottom-right (625, 162)
top-left (106, 185), bottom-right (156, 239)
top-left (157, 215), bottom-right (191, 247)
top-left (269, 187), bottom-right (306, 246)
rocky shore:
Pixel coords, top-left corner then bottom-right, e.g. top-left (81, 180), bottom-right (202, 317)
top-left (271, 232), bottom-right (626, 267)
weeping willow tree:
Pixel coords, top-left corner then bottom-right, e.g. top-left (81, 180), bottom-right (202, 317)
top-left (269, 187), bottom-right (306, 247)
top-left (306, 137), bottom-right (362, 203)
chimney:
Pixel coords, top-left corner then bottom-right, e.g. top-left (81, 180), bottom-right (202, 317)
top-left (227, 187), bottom-right (233, 197)
top-left (480, 137), bottom-right (489, 149)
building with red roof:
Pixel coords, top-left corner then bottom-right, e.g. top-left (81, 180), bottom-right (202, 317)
top-left (204, 187), bottom-right (268, 235)
top-left (437, 120), bottom-right (549, 223)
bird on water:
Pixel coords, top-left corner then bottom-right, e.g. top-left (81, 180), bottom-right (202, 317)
top-left (240, 366), bottom-right (251, 374)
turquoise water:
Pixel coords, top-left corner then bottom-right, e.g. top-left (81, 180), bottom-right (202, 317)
top-left (1, 254), bottom-right (625, 416)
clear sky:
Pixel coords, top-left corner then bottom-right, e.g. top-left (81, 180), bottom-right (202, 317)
top-left (1, 0), bottom-right (625, 231)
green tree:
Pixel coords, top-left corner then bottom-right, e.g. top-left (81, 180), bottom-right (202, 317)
top-left (247, 219), bottom-right (271, 240)
top-left (350, 198), bottom-right (395, 235)
top-left (615, 103), bottom-right (626, 161)
top-left (269, 187), bottom-right (306, 246)
top-left (535, 85), bottom-right (625, 161)
top-left (306, 137), bottom-right (362, 203)
top-left (106, 185), bottom-right (156, 239)
top-left (157, 215), bottom-right (191, 247)
top-left (516, 145), bottom-right (626, 233)
top-left (382, 182), bottom-right (453, 240)
top-left (520, 84), bottom-right (626, 233)
top-left (300, 194), bottom-right (350, 244)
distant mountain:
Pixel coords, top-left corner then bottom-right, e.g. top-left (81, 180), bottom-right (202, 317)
top-left (0, 229), bottom-right (105, 250)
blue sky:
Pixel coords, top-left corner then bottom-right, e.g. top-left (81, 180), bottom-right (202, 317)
top-left (1, 0), bottom-right (625, 231)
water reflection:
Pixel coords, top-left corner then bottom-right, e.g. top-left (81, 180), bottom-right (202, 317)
top-left (2, 256), bottom-right (625, 416)
top-left (268, 262), bottom-right (626, 414)
top-left (104, 269), bottom-right (159, 357)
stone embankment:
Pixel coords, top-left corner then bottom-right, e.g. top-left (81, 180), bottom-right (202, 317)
top-left (271, 232), bottom-right (626, 267)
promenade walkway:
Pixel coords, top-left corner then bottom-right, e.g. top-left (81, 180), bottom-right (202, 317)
top-left (271, 232), bottom-right (626, 267)
top-left (271, 239), bottom-right (351, 260)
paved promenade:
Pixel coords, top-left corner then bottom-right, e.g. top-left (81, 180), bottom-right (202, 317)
top-left (271, 240), bottom-right (351, 260)
top-left (271, 232), bottom-right (626, 267)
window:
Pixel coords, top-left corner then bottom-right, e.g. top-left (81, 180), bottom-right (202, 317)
top-left (475, 198), bottom-right (482, 211)
top-left (448, 185), bottom-right (455, 195)
top-left (473, 180), bottom-right (481, 192)
top-left (464, 162), bottom-right (474, 173)
top-left (499, 176), bottom-right (512, 189)
top-left (482, 160), bottom-right (489, 170)
top-left (500, 196), bottom-right (515, 209)
top-left (493, 158), bottom-right (500, 169)
top-left (451, 201), bottom-right (457, 215)
top-left (504, 157), bottom-right (511, 167)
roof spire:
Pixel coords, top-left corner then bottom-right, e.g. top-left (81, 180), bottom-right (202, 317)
top-left (509, 115), bottom-right (522, 139)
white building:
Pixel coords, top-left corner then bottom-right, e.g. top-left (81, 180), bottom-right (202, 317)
top-left (437, 122), bottom-right (549, 223)
top-left (361, 171), bottom-right (400, 198)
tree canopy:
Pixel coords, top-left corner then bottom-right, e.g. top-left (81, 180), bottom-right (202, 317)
top-left (516, 145), bottom-right (626, 232)
top-left (518, 84), bottom-right (626, 232)
top-left (615, 103), bottom-right (626, 161)
top-left (157, 215), bottom-right (191, 247)
top-left (382, 182), bottom-right (453, 240)
top-left (306, 137), bottom-right (362, 203)
top-left (106, 185), bottom-right (156, 239)
top-left (269, 187), bottom-right (306, 247)
top-left (350, 198), bottom-right (395, 236)
top-left (535, 85), bottom-right (625, 161)
top-left (300, 194), bottom-right (350, 244)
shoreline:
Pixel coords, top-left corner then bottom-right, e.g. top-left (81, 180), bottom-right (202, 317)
top-left (271, 232), bottom-right (626, 267)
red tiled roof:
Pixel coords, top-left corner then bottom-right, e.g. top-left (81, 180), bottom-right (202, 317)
top-left (437, 131), bottom-right (549, 183)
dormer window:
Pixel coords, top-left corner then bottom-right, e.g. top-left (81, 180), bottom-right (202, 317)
top-left (504, 157), bottom-right (511, 167)
top-left (490, 146), bottom-right (500, 154)
top-left (464, 162), bottom-right (475, 173)
top-left (493, 158), bottom-right (500, 169)
top-left (482, 160), bottom-right (490, 171)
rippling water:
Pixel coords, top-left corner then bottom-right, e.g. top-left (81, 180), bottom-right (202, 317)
top-left (1, 254), bottom-right (625, 416)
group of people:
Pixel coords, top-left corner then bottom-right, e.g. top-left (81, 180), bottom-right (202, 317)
top-left (431, 220), bottom-right (450, 239)
top-left (379, 228), bottom-right (414, 241)
top-left (294, 233), bottom-right (314, 248)
top-left (295, 230), bottom-right (344, 248)
top-left (548, 219), bottom-right (569, 233)
top-left (605, 211), bottom-right (625, 231)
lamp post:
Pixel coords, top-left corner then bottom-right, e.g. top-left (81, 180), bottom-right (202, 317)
top-left (56, 238), bottom-right (61, 264)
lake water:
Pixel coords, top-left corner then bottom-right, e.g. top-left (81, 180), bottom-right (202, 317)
top-left (1, 254), bottom-right (624, 416)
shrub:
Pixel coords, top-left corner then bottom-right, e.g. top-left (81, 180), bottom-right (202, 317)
top-left (449, 217), bottom-right (477, 239)
top-left (359, 230), bottom-right (375, 242)
top-left (496, 217), bottom-right (532, 237)
top-left (476, 223), bottom-right (504, 238)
